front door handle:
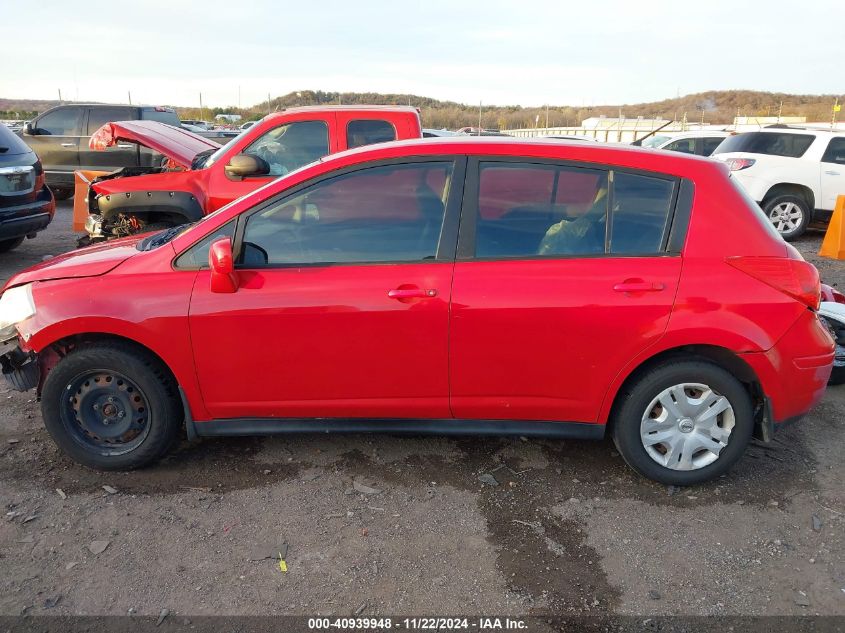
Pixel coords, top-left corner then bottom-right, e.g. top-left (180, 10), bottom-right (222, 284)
top-left (613, 279), bottom-right (665, 293)
top-left (117, 144), bottom-right (134, 149)
top-left (60, 143), bottom-right (76, 147)
top-left (387, 287), bottom-right (438, 300)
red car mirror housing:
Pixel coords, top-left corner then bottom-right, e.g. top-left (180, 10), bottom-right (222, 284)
top-left (209, 238), bottom-right (238, 294)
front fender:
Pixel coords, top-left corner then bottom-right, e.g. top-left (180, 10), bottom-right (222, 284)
top-left (96, 189), bottom-right (205, 223)
top-left (16, 267), bottom-right (211, 421)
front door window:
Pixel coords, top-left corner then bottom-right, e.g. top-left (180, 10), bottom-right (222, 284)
top-left (242, 121), bottom-right (329, 176)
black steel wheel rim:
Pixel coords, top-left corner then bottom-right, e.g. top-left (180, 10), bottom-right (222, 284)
top-left (60, 370), bottom-right (152, 456)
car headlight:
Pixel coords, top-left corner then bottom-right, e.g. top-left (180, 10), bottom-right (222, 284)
top-left (0, 284), bottom-right (36, 340)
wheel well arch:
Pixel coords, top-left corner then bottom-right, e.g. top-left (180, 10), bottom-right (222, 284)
top-left (96, 190), bottom-right (204, 226)
top-left (39, 332), bottom-right (180, 393)
top-left (762, 183), bottom-right (815, 210)
top-left (606, 344), bottom-right (764, 429)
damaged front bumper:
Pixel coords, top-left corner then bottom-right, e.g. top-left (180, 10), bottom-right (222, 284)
top-left (0, 341), bottom-right (38, 392)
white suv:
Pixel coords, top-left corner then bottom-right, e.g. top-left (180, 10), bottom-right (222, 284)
top-left (641, 130), bottom-right (730, 156)
top-left (712, 127), bottom-right (845, 240)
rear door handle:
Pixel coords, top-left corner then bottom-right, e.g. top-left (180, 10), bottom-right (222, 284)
top-left (825, 170), bottom-right (841, 176)
top-left (60, 143), bottom-right (76, 147)
top-left (613, 280), bottom-right (665, 293)
top-left (117, 144), bottom-right (134, 149)
top-left (388, 287), bottom-right (438, 300)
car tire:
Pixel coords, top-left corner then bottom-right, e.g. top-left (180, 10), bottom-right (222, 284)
top-left (611, 360), bottom-right (754, 486)
top-left (50, 187), bottom-right (74, 201)
top-left (763, 194), bottom-right (810, 240)
top-left (0, 237), bottom-right (25, 253)
top-left (41, 342), bottom-right (182, 470)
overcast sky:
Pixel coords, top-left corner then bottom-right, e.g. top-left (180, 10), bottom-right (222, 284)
top-left (2, 0), bottom-right (843, 109)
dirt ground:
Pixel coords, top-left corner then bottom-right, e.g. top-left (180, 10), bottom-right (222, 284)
top-left (0, 203), bottom-right (843, 619)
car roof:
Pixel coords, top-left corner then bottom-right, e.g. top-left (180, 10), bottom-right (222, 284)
top-left (322, 135), bottom-right (722, 171)
top-left (665, 130), bottom-right (730, 138)
top-left (753, 126), bottom-right (845, 137)
top-left (270, 105), bottom-right (418, 116)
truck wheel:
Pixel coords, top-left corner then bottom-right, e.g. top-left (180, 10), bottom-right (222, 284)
top-left (763, 194), bottom-right (810, 240)
top-left (51, 187), bottom-right (74, 201)
top-left (0, 237), bottom-right (25, 253)
top-left (612, 360), bottom-right (754, 486)
top-left (41, 342), bottom-right (182, 470)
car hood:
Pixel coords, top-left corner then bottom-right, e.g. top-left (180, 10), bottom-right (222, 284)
top-left (89, 120), bottom-right (220, 169)
top-left (2, 236), bottom-right (144, 291)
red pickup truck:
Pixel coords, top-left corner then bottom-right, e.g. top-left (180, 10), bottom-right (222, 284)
top-left (78, 105), bottom-right (422, 241)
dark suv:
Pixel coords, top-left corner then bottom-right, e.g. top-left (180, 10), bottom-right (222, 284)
top-left (0, 125), bottom-right (54, 252)
top-left (18, 104), bottom-right (182, 199)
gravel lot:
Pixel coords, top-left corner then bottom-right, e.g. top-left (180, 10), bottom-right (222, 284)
top-left (0, 203), bottom-right (843, 619)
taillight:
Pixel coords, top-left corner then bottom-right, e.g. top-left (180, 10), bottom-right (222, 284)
top-left (726, 158), bottom-right (756, 171)
top-left (727, 256), bottom-right (820, 310)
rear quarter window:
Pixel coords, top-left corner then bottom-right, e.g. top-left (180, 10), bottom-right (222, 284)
top-left (610, 173), bottom-right (675, 254)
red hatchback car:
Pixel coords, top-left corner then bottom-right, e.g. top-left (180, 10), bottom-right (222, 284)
top-left (0, 138), bottom-right (834, 485)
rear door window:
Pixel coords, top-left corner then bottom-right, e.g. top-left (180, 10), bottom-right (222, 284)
top-left (821, 137), bottom-right (845, 165)
top-left (347, 120), bottom-right (396, 149)
top-left (35, 107), bottom-right (83, 135)
top-left (470, 161), bottom-right (677, 259)
top-left (474, 162), bottom-right (609, 258)
top-left (86, 107), bottom-right (134, 135)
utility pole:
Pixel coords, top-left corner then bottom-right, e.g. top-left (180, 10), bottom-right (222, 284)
top-left (833, 97), bottom-right (840, 130)
top-left (127, 90), bottom-right (132, 105)
top-left (57, 88), bottom-right (62, 103)
top-left (777, 101), bottom-right (783, 124)
top-left (199, 92), bottom-right (204, 123)
top-left (545, 103), bottom-right (549, 128)
top-left (238, 85), bottom-right (241, 110)
top-left (478, 100), bottom-right (482, 135)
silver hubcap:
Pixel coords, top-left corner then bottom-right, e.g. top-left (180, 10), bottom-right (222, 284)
top-left (769, 202), bottom-right (803, 233)
top-left (640, 383), bottom-right (735, 471)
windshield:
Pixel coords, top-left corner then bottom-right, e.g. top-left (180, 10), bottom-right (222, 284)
top-left (713, 132), bottom-right (815, 158)
top-left (201, 134), bottom-right (243, 169)
top-left (640, 135), bottom-right (672, 148)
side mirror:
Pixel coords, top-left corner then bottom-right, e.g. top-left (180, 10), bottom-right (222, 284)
top-left (224, 153), bottom-right (270, 180)
top-left (23, 122), bottom-right (35, 135)
top-left (209, 238), bottom-right (238, 293)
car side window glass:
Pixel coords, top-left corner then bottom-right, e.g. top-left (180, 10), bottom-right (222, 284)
top-left (174, 220), bottom-right (237, 269)
top-left (610, 172), bottom-right (675, 254)
top-left (821, 138), bottom-right (845, 165)
top-left (702, 137), bottom-right (724, 156)
top-left (475, 162), bottom-right (608, 258)
top-left (243, 121), bottom-right (329, 177)
top-left (35, 108), bottom-right (83, 136)
top-left (665, 139), bottom-right (696, 154)
top-left (86, 107), bottom-right (133, 135)
top-left (240, 162), bottom-right (453, 266)
top-left (347, 120), bottom-right (397, 149)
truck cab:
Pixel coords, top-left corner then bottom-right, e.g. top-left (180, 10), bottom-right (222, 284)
top-left (81, 106), bottom-right (422, 241)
